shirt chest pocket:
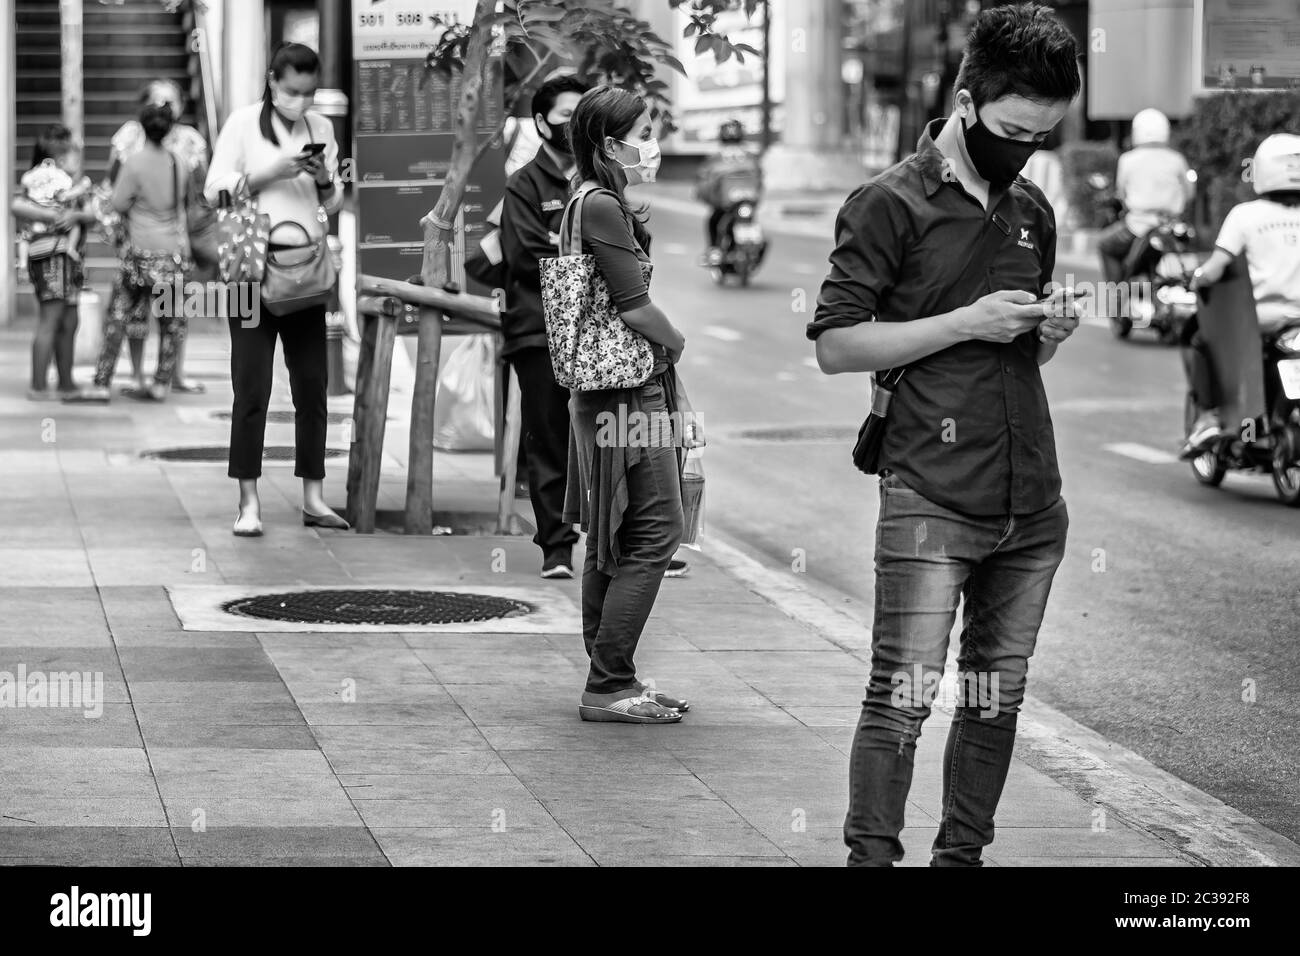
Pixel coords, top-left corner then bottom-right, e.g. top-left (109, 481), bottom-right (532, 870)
top-left (989, 242), bottom-right (1044, 296)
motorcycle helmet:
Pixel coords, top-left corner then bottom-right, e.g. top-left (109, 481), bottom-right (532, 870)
top-left (1251, 133), bottom-right (1300, 195)
top-left (1130, 108), bottom-right (1170, 146)
top-left (718, 119), bottom-right (745, 144)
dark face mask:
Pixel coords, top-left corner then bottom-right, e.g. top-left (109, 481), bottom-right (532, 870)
top-left (961, 108), bottom-right (1040, 188)
top-left (538, 116), bottom-right (572, 155)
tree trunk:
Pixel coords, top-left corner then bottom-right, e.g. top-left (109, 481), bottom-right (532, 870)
top-left (60, 0), bottom-right (83, 143)
top-left (405, 0), bottom-right (498, 534)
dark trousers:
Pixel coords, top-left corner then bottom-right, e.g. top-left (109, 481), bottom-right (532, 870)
top-left (845, 472), bottom-right (1068, 867)
top-left (227, 304), bottom-right (328, 480)
top-left (508, 346), bottom-right (579, 560)
top-left (1098, 220), bottom-right (1136, 285)
top-left (581, 382), bottom-right (683, 694)
top-left (706, 207), bottom-right (726, 247)
top-left (1180, 313), bottom-right (1220, 410)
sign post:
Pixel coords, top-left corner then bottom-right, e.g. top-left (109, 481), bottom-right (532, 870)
top-left (350, 1), bottom-right (504, 323)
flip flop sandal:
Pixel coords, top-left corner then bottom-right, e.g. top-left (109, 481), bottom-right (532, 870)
top-left (636, 677), bottom-right (690, 712)
top-left (578, 693), bottom-right (683, 724)
top-left (124, 385), bottom-right (166, 402)
top-left (171, 380), bottom-right (207, 394)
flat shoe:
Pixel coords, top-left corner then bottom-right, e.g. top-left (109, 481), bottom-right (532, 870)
top-left (171, 380), bottom-right (207, 394)
top-left (233, 511), bottom-right (263, 537)
top-left (579, 693), bottom-right (682, 724)
top-left (302, 509), bottom-right (350, 530)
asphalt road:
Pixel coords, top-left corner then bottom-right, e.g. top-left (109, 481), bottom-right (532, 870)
top-left (643, 193), bottom-right (1300, 842)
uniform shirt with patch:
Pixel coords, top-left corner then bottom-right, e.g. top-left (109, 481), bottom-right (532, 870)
top-left (808, 118), bottom-right (1061, 516)
top-left (1215, 198), bottom-right (1300, 331)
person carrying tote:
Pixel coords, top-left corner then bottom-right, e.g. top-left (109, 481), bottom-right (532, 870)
top-left (559, 87), bottom-right (691, 724)
top-left (205, 42), bottom-right (346, 537)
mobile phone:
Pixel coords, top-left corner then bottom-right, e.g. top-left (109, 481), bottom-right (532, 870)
top-left (299, 142), bottom-right (326, 158)
top-left (1039, 286), bottom-right (1093, 302)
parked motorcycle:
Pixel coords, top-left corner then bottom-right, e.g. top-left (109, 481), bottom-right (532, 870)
top-left (1111, 216), bottom-right (1202, 345)
top-left (708, 193), bottom-right (767, 286)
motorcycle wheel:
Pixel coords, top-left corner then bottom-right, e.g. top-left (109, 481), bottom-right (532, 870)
top-left (1110, 316), bottom-right (1132, 340)
top-left (1185, 394), bottom-right (1226, 486)
top-left (1271, 448), bottom-right (1300, 506)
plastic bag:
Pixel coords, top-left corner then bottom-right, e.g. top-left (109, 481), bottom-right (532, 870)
top-left (433, 334), bottom-right (496, 452)
top-left (680, 447), bottom-right (705, 550)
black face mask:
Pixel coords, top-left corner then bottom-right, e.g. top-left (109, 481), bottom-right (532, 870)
top-left (538, 117), bottom-right (572, 155)
top-left (960, 109), bottom-right (1040, 188)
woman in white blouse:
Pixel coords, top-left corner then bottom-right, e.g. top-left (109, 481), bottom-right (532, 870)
top-left (205, 42), bottom-right (346, 536)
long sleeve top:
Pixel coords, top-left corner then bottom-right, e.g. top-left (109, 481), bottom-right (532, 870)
top-left (205, 101), bottom-right (342, 241)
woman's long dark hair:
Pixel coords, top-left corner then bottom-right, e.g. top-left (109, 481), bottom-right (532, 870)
top-left (259, 42), bottom-right (320, 145)
top-left (569, 86), bottom-right (649, 220)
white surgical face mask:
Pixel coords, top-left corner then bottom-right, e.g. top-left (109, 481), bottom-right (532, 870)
top-left (271, 86), bottom-right (313, 124)
top-left (616, 137), bottom-right (661, 184)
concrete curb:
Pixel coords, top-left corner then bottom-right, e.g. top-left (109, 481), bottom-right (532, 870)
top-left (698, 525), bottom-right (1300, 867)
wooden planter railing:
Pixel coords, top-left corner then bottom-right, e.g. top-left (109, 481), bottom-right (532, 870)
top-left (345, 274), bottom-right (522, 536)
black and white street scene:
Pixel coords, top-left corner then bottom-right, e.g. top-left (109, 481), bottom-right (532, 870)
top-left (0, 0), bottom-right (1297, 917)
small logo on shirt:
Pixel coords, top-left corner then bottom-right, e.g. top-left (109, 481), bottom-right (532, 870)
top-left (1017, 227), bottom-right (1034, 250)
top-left (541, 199), bottom-right (564, 212)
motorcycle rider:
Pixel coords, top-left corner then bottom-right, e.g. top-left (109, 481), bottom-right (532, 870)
top-left (1097, 107), bottom-right (1196, 284)
top-left (1181, 132), bottom-right (1300, 457)
top-left (695, 118), bottom-right (763, 266)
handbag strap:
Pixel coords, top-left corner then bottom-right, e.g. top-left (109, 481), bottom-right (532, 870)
top-left (876, 205), bottom-right (1014, 389)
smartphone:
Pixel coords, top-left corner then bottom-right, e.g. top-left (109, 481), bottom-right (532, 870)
top-left (1039, 286), bottom-right (1093, 302)
top-left (299, 142), bottom-right (326, 158)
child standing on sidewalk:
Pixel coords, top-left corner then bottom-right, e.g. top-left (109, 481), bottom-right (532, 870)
top-left (10, 125), bottom-right (98, 400)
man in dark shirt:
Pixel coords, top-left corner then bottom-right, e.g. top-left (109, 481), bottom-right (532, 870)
top-left (500, 76), bottom-right (588, 578)
top-left (808, 3), bottom-right (1086, 867)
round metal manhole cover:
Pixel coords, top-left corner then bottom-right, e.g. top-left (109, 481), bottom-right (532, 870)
top-left (222, 589), bottom-right (533, 625)
top-left (211, 410), bottom-right (353, 425)
top-left (732, 425), bottom-right (859, 443)
top-left (141, 445), bottom-right (347, 462)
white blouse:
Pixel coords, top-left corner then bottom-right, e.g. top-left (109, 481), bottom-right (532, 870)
top-left (205, 100), bottom-right (343, 242)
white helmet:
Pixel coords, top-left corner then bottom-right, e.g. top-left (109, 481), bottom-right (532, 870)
top-left (1252, 133), bottom-right (1300, 195)
top-left (1131, 108), bottom-right (1170, 146)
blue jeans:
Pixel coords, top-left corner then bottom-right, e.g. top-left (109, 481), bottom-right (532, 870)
top-left (845, 471), bottom-right (1068, 866)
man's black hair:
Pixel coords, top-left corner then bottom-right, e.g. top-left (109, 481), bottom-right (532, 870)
top-left (954, 2), bottom-right (1081, 107)
top-left (531, 75), bottom-right (590, 121)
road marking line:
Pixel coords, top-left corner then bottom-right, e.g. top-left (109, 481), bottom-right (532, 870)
top-left (1103, 442), bottom-right (1180, 464)
top-left (702, 325), bottom-right (742, 342)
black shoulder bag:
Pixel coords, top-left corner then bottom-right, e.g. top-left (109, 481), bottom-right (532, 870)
top-left (852, 211), bottom-right (1014, 474)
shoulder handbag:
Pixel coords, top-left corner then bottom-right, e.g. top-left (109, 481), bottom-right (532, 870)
top-left (259, 114), bottom-right (338, 317)
top-left (538, 186), bottom-right (656, 391)
top-left (26, 233), bottom-right (70, 261)
top-left (216, 174), bottom-right (270, 283)
top-left (852, 211), bottom-right (1014, 474)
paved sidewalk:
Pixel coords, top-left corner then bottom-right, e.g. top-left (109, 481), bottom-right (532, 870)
top-left (0, 322), bottom-right (1267, 867)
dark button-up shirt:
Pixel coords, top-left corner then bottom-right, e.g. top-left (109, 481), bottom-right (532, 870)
top-left (500, 146), bottom-right (573, 356)
top-left (807, 118), bottom-right (1062, 516)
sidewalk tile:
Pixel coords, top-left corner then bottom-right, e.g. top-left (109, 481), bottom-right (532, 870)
top-left (310, 724), bottom-right (490, 752)
top-left (141, 721), bottom-right (318, 750)
top-left (146, 747), bottom-right (332, 775)
top-left (0, 798), bottom-right (167, 827)
top-left (323, 750), bottom-right (510, 775)
top-left (0, 826), bottom-right (177, 863)
top-left (117, 647), bottom-right (283, 682)
top-left (160, 797), bottom-right (363, 827)
top-left (0, 549), bottom-right (93, 587)
top-left (170, 825), bottom-right (385, 862)
top-left (370, 826), bottom-right (592, 866)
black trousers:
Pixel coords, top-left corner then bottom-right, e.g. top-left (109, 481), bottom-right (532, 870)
top-left (508, 346), bottom-right (580, 559)
top-left (227, 304), bottom-right (328, 480)
top-left (706, 207), bottom-right (726, 247)
top-left (1180, 313), bottom-right (1220, 410)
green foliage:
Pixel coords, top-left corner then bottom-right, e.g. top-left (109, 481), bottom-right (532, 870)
top-left (426, 0), bottom-right (762, 137)
top-left (1173, 92), bottom-right (1300, 230)
top-left (1057, 140), bottom-right (1119, 230)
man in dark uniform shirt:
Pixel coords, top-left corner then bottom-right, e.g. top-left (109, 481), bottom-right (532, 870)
top-left (808, 3), bottom-right (1086, 867)
top-left (500, 76), bottom-right (589, 578)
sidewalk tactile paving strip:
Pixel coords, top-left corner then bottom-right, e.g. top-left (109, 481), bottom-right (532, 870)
top-left (140, 445), bottom-right (347, 462)
top-left (222, 589), bottom-right (533, 626)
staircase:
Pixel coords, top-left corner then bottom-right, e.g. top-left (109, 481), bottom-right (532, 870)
top-left (12, 0), bottom-right (203, 316)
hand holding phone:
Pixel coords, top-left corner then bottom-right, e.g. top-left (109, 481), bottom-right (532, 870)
top-left (298, 142), bottom-right (326, 158)
top-left (1037, 286), bottom-right (1091, 343)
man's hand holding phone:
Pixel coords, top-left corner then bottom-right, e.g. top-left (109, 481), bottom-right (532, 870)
top-left (1036, 285), bottom-right (1091, 344)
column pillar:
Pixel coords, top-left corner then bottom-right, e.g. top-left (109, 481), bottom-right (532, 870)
top-left (225, 0), bottom-right (267, 113)
top-left (1, 2), bottom-right (16, 325)
top-left (763, 0), bottom-right (863, 191)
